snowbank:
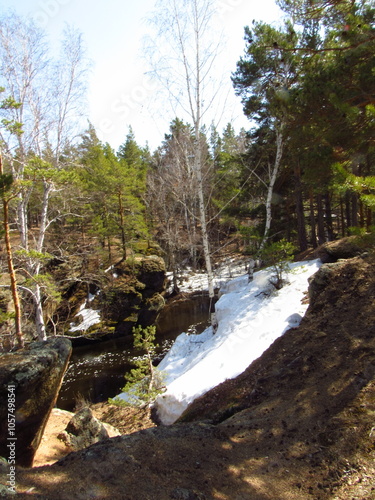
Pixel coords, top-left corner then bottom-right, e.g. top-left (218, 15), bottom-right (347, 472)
top-left (69, 293), bottom-right (101, 333)
top-left (154, 259), bottom-right (321, 424)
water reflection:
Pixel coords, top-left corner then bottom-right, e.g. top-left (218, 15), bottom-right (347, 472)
top-left (57, 293), bottom-right (213, 411)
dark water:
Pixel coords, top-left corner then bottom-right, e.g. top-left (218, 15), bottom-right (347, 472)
top-left (57, 293), bottom-right (213, 411)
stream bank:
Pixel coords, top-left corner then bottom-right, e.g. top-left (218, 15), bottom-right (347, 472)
top-left (57, 291), bottom-right (214, 410)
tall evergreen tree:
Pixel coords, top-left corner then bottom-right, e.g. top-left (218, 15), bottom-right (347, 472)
top-left (78, 126), bottom-right (148, 262)
top-left (232, 21), bottom-right (300, 250)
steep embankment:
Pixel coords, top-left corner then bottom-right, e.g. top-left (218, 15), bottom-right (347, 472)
top-left (9, 254), bottom-right (375, 499)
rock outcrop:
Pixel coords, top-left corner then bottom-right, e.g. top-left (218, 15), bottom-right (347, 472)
top-left (100, 255), bottom-right (166, 335)
top-left (314, 236), bottom-right (367, 263)
top-left (0, 337), bottom-right (71, 467)
top-left (58, 407), bottom-right (120, 451)
top-left (64, 255), bottom-right (166, 338)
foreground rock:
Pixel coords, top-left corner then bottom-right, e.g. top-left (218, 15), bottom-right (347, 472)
top-left (7, 256), bottom-right (375, 499)
top-left (0, 338), bottom-right (71, 467)
top-left (33, 409), bottom-right (74, 466)
top-left (58, 407), bottom-right (120, 451)
top-left (33, 404), bottom-right (156, 467)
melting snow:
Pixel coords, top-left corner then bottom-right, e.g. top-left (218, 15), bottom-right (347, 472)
top-left (154, 259), bottom-right (321, 424)
top-left (69, 299), bottom-right (101, 333)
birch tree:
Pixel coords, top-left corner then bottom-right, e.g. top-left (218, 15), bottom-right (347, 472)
top-left (147, 118), bottom-right (201, 291)
top-left (146, 0), bottom-right (225, 300)
top-left (0, 13), bottom-right (88, 340)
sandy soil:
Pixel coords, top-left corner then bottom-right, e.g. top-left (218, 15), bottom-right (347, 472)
top-left (32, 404), bottom-right (156, 467)
top-left (33, 409), bottom-right (74, 467)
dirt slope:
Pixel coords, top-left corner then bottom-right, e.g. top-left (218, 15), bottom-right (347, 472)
top-left (4, 255), bottom-right (375, 499)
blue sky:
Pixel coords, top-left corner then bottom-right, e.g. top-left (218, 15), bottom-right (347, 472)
top-left (1, 0), bottom-right (283, 151)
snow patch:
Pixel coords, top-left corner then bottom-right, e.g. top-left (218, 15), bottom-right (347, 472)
top-left (69, 296), bottom-right (101, 332)
top-left (154, 259), bottom-right (321, 425)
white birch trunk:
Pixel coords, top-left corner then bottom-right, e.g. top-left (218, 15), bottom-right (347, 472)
top-left (33, 181), bottom-right (53, 339)
top-left (197, 179), bottom-right (214, 297)
top-left (34, 283), bottom-right (47, 341)
top-left (17, 201), bottom-right (29, 250)
top-left (37, 181), bottom-right (53, 253)
top-left (259, 123), bottom-right (285, 252)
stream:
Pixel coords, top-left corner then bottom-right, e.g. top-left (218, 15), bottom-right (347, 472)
top-left (57, 292), bottom-right (213, 411)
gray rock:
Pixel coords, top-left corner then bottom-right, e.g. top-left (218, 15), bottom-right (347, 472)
top-left (170, 487), bottom-right (206, 499)
top-left (0, 337), bottom-right (72, 467)
top-left (58, 407), bottom-right (120, 451)
top-left (286, 313), bottom-right (303, 327)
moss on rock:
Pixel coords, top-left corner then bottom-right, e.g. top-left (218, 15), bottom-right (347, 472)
top-left (0, 337), bottom-right (72, 466)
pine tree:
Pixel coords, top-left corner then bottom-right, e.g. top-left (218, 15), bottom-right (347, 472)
top-left (0, 89), bottom-right (24, 349)
top-left (78, 127), bottom-right (148, 262)
top-left (232, 21), bottom-right (300, 250)
top-left (110, 325), bottom-right (165, 407)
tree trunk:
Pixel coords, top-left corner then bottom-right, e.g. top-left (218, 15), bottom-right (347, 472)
top-left (184, 200), bottom-right (197, 270)
top-left (294, 162), bottom-right (308, 252)
top-left (309, 190), bottom-right (317, 248)
top-left (259, 123), bottom-right (284, 252)
top-left (169, 248), bottom-right (179, 295)
top-left (359, 199), bottom-right (364, 228)
top-left (316, 194), bottom-right (325, 245)
top-left (118, 191), bottom-right (127, 259)
top-left (324, 192), bottom-right (334, 241)
top-left (34, 283), bottom-right (47, 341)
top-left (351, 192), bottom-right (359, 228)
top-left (339, 197), bottom-right (346, 237)
top-left (345, 191), bottom-right (351, 232)
top-left (351, 193), bottom-right (359, 227)
top-left (3, 198), bottom-right (24, 348)
top-left (17, 198), bottom-right (29, 251)
top-left (366, 206), bottom-right (372, 231)
top-left (195, 133), bottom-right (214, 299)
top-left (29, 180), bottom-right (53, 340)
top-left (37, 181), bottom-right (53, 253)
top-left (0, 152), bottom-right (24, 349)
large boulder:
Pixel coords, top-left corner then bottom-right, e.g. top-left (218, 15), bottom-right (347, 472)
top-left (0, 337), bottom-right (72, 467)
top-left (307, 261), bottom-right (347, 303)
top-left (315, 236), bottom-right (365, 263)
